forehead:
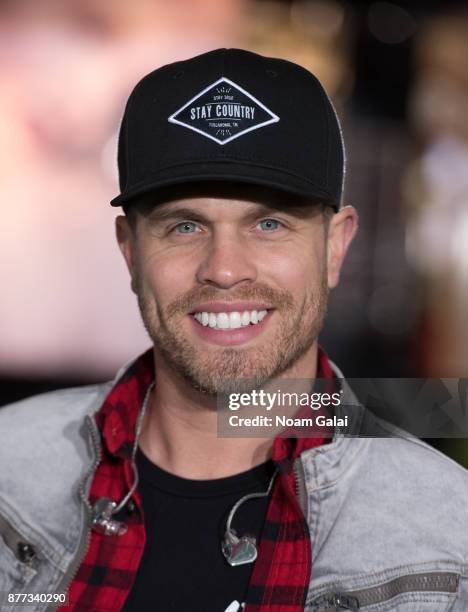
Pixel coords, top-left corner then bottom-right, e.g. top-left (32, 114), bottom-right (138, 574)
top-left (128, 181), bottom-right (325, 219)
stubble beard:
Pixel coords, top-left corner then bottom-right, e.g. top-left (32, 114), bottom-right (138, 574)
top-left (136, 278), bottom-right (328, 395)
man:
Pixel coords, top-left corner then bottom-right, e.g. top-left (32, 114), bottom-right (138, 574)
top-left (1, 48), bottom-right (467, 612)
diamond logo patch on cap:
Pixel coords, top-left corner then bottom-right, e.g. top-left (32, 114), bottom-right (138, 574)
top-left (168, 77), bottom-right (280, 145)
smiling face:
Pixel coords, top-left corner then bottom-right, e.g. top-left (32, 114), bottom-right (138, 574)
top-left (116, 184), bottom-right (357, 394)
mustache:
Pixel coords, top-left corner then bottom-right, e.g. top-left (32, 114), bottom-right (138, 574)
top-left (165, 283), bottom-right (295, 318)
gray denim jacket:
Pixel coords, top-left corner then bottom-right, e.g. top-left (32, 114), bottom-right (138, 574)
top-left (1, 362), bottom-right (468, 611)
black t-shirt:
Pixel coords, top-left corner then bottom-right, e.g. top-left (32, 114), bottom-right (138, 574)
top-left (121, 448), bottom-right (275, 612)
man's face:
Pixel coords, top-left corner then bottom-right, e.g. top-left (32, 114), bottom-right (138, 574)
top-left (117, 185), bottom-right (356, 394)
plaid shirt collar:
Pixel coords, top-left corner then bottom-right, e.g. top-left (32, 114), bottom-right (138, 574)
top-left (66, 347), bottom-right (334, 611)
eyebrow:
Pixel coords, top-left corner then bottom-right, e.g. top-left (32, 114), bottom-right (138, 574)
top-left (146, 207), bottom-right (211, 224)
top-left (146, 201), bottom-right (318, 224)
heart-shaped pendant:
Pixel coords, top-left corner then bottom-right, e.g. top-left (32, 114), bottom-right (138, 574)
top-left (223, 532), bottom-right (257, 566)
top-left (92, 497), bottom-right (128, 536)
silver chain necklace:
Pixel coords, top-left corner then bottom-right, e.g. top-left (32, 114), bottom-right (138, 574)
top-left (91, 381), bottom-right (278, 566)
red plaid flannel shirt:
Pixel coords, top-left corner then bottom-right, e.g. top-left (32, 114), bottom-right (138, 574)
top-left (62, 348), bottom-right (334, 611)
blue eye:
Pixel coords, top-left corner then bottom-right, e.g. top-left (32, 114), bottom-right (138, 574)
top-left (174, 221), bottom-right (197, 233)
top-left (258, 218), bottom-right (280, 231)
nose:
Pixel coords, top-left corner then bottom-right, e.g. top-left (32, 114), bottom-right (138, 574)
top-left (196, 230), bottom-right (258, 289)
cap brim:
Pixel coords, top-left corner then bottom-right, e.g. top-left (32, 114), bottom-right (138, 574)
top-left (110, 161), bottom-right (337, 209)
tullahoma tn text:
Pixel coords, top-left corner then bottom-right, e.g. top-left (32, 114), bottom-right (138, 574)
top-left (228, 414), bottom-right (348, 428)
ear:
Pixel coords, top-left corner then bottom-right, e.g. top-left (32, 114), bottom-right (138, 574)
top-left (115, 215), bottom-right (138, 294)
top-left (326, 205), bottom-right (358, 289)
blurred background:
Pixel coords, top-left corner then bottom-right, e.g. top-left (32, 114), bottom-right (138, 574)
top-left (1, 0), bottom-right (467, 463)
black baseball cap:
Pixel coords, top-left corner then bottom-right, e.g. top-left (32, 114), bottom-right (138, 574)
top-left (111, 48), bottom-right (345, 210)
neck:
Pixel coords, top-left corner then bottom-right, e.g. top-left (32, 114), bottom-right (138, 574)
top-left (138, 342), bottom-right (318, 479)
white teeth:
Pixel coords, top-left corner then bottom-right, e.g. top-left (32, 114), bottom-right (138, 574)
top-left (217, 313), bottom-right (230, 329)
top-left (241, 311), bottom-right (251, 327)
top-left (229, 312), bottom-right (241, 328)
top-left (193, 309), bottom-right (268, 330)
